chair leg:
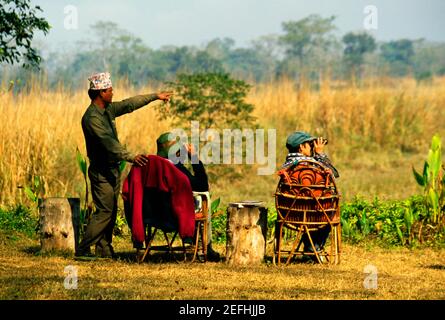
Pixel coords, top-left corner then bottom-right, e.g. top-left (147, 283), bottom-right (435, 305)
top-left (334, 224), bottom-right (340, 265)
top-left (327, 224), bottom-right (335, 265)
top-left (182, 242), bottom-right (187, 262)
top-left (277, 223), bottom-right (284, 266)
top-left (305, 225), bottom-right (322, 264)
top-left (337, 223), bottom-right (341, 264)
top-left (331, 225), bottom-right (336, 265)
top-left (202, 219), bottom-right (207, 262)
top-left (285, 226), bottom-right (303, 266)
top-left (191, 220), bottom-right (207, 263)
top-left (327, 224), bottom-right (340, 265)
top-left (272, 221), bottom-right (279, 266)
top-left (139, 227), bottom-right (158, 263)
top-left (191, 221), bottom-right (201, 263)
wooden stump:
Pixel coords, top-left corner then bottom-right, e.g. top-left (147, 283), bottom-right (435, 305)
top-left (39, 197), bottom-right (80, 253)
top-left (226, 202), bottom-right (267, 266)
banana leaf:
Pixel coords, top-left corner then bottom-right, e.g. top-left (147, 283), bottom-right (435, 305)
top-left (211, 197), bottom-right (221, 215)
top-left (33, 175), bottom-right (40, 190)
top-left (395, 223), bottom-right (404, 244)
top-left (404, 207), bottom-right (413, 234)
top-left (76, 147), bottom-right (87, 176)
top-left (428, 134), bottom-right (442, 179)
top-left (24, 186), bottom-right (37, 203)
top-left (428, 189), bottom-right (439, 223)
top-left (412, 166), bottom-right (425, 187)
top-left (341, 217), bottom-right (351, 237)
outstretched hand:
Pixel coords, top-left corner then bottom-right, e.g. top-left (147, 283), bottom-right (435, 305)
top-left (157, 92), bottom-right (173, 102)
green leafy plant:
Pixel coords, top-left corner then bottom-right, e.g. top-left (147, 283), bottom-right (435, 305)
top-left (266, 205), bottom-right (277, 243)
top-left (357, 209), bottom-right (371, 236)
top-left (0, 204), bottom-right (38, 238)
top-left (412, 134), bottom-right (444, 225)
top-left (210, 197), bottom-right (221, 215)
top-left (113, 209), bottom-right (128, 237)
top-left (339, 195), bottom-right (438, 247)
top-left (76, 147), bottom-right (92, 234)
top-left (23, 175), bottom-right (44, 206)
top-left (209, 199), bottom-right (226, 244)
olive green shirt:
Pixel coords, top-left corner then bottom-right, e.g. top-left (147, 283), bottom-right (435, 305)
top-left (81, 94), bottom-right (158, 168)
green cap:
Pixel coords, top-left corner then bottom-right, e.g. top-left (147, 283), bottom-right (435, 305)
top-left (286, 131), bottom-right (317, 150)
top-left (156, 132), bottom-right (182, 158)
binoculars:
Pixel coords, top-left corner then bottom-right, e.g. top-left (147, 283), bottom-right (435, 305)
top-left (309, 138), bottom-right (328, 147)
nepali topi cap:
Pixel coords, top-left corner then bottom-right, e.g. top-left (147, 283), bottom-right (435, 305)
top-left (88, 72), bottom-right (112, 90)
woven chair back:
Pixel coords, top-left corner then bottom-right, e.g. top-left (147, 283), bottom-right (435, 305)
top-left (275, 159), bottom-right (340, 225)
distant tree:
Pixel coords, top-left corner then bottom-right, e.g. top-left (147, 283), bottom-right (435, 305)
top-left (279, 15), bottom-right (337, 78)
top-left (205, 37), bottom-right (235, 60)
top-left (192, 51), bottom-right (224, 73)
top-left (251, 34), bottom-right (283, 60)
top-left (157, 73), bottom-right (254, 128)
top-left (162, 46), bottom-right (194, 74)
top-left (0, 0), bottom-right (50, 67)
top-left (410, 40), bottom-right (445, 80)
top-left (380, 39), bottom-right (415, 76)
top-left (250, 35), bottom-right (281, 81)
top-left (342, 32), bottom-right (376, 80)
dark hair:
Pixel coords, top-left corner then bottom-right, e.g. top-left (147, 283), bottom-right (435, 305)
top-left (286, 143), bottom-right (299, 153)
top-left (88, 89), bottom-right (106, 100)
top-left (286, 142), bottom-right (313, 154)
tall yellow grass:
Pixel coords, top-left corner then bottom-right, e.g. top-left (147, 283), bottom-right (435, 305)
top-left (1, 77), bottom-right (444, 205)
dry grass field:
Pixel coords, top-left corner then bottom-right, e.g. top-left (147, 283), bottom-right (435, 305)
top-left (0, 232), bottom-right (444, 300)
top-left (1, 77), bottom-right (445, 207)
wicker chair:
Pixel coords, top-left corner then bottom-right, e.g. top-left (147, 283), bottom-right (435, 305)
top-left (274, 159), bottom-right (341, 265)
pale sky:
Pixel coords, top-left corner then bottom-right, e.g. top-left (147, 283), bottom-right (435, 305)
top-left (32, 0), bottom-right (445, 50)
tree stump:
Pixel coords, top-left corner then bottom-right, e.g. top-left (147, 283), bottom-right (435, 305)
top-left (39, 197), bottom-right (80, 253)
top-left (226, 202), bottom-right (267, 266)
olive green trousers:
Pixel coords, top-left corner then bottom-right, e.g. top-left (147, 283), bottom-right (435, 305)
top-left (78, 166), bottom-right (120, 252)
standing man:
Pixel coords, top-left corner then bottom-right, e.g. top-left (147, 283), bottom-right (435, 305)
top-left (76, 72), bottom-right (172, 258)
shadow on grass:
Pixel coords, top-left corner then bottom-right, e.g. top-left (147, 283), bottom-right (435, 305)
top-left (425, 264), bottom-right (445, 270)
top-left (0, 275), bottom-right (131, 300)
top-left (127, 249), bottom-right (213, 265)
top-left (21, 246), bottom-right (75, 259)
top-left (22, 245), bottom-right (41, 255)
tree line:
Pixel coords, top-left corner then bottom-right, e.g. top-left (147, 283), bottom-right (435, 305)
top-left (2, 9), bottom-right (445, 90)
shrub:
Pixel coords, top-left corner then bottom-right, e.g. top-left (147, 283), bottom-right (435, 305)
top-left (0, 204), bottom-right (38, 238)
top-left (340, 196), bottom-right (444, 247)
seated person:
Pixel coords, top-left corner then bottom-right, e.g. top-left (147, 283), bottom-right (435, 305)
top-left (122, 154), bottom-right (196, 250)
top-left (282, 131), bottom-right (340, 260)
top-left (156, 132), bottom-right (221, 262)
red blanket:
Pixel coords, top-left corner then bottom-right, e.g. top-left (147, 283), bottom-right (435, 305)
top-left (122, 155), bottom-right (195, 243)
